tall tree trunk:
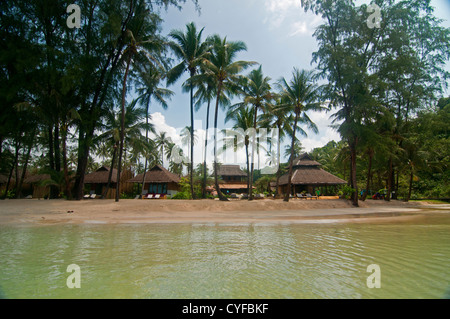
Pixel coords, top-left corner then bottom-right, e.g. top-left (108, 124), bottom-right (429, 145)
top-left (361, 150), bottom-right (373, 201)
top-left (284, 111), bottom-right (299, 202)
top-left (249, 105), bottom-right (258, 201)
top-left (48, 125), bottom-right (55, 171)
top-left (385, 156), bottom-right (393, 202)
top-left (61, 124), bottom-right (72, 199)
top-left (16, 129), bottom-right (36, 198)
top-left (275, 124), bottom-right (281, 198)
top-left (349, 140), bottom-right (359, 207)
top-left (103, 144), bottom-right (117, 199)
top-left (213, 84), bottom-right (228, 201)
top-left (189, 70), bottom-right (196, 199)
top-left (245, 141), bottom-right (250, 195)
top-left (3, 139), bottom-right (20, 199)
top-left (140, 101), bottom-right (150, 198)
top-left (406, 165), bottom-right (413, 202)
top-left (116, 54), bottom-right (132, 202)
top-left (202, 96), bottom-right (211, 199)
top-left (54, 122), bottom-right (61, 172)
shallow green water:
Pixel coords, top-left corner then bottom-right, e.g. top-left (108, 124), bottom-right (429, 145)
top-left (0, 216), bottom-right (449, 299)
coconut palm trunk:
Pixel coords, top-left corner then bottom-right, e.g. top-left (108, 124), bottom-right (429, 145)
top-left (202, 94), bottom-right (211, 198)
top-left (249, 106), bottom-right (258, 200)
top-left (213, 83), bottom-right (228, 201)
top-left (116, 54), bottom-right (132, 202)
top-left (284, 110), bottom-right (299, 202)
top-left (189, 70), bottom-right (196, 199)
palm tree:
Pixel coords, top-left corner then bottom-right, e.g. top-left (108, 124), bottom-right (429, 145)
top-left (135, 65), bottom-right (173, 197)
top-left (180, 126), bottom-right (198, 176)
top-left (229, 65), bottom-right (273, 200)
top-left (259, 99), bottom-right (294, 197)
top-left (284, 139), bottom-right (304, 162)
top-left (95, 101), bottom-right (153, 199)
top-left (167, 22), bottom-right (211, 199)
top-left (154, 131), bottom-right (172, 167)
top-left (277, 68), bottom-right (322, 202)
top-left (223, 106), bottom-right (256, 195)
top-left (193, 34), bottom-right (257, 201)
top-left (115, 4), bottom-right (167, 202)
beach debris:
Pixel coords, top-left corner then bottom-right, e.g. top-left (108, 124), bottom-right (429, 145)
top-left (67, 210), bottom-right (74, 214)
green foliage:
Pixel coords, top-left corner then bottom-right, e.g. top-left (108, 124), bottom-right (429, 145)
top-left (338, 185), bottom-right (356, 200)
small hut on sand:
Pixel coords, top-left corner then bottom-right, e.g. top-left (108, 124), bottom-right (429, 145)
top-left (214, 164), bottom-right (252, 195)
top-left (84, 166), bottom-right (133, 198)
top-left (23, 174), bottom-right (51, 198)
top-left (127, 164), bottom-right (180, 198)
top-left (278, 153), bottom-right (346, 196)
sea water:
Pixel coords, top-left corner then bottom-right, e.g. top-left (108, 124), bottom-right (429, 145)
top-left (0, 215), bottom-right (449, 299)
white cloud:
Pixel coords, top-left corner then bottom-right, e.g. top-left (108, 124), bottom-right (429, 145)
top-left (263, 0), bottom-right (322, 37)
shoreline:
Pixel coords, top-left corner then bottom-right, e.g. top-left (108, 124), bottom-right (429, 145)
top-left (0, 198), bottom-right (449, 226)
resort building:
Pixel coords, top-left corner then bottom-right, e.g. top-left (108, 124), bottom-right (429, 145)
top-left (214, 164), bottom-right (251, 194)
top-left (278, 153), bottom-right (346, 196)
top-left (128, 164), bottom-right (181, 197)
top-left (23, 174), bottom-right (51, 198)
top-left (84, 166), bottom-right (133, 198)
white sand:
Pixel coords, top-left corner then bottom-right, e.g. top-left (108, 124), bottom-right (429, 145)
top-left (0, 197), bottom-right (447, 226)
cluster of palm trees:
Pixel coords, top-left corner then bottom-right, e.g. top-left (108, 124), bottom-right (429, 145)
top-left (77, 21), bottom-right (324, 202)
top-left (115, 22), bottom-right (323, 202)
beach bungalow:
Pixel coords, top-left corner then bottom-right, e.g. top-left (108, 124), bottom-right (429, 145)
top-left (214, 164), bottom-right (251, 195)
top-left (23, 174), bottom-right (51, 198)
top-left (84, 166), bottom-right (133, 199)
top-left (278, 153), bottom-right (346, 196)
top-left (127, 164), bottom-right (181, 198)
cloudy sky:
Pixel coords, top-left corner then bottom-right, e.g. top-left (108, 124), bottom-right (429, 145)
top-left (140, 0), bottom-right (450, 170)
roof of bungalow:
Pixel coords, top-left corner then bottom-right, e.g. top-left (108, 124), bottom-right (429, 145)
top-left (128, 165), bottom-right (180, 183)
top-left (23, 174), bottom-right (51, 184)
top-left (84, 166), bottom-right (118, 184)
top-left (215, 165), bottom-right (247, 177)
top-left (279, 153), bottom-right (346, 186)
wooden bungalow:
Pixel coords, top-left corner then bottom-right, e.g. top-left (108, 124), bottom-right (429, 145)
top-left (23, 174), bottom-right (51, 198)
top-left (278, 153), bottom-right (346, 196)
top-left (84, 166), bottom-right (133, 199)
top-left (214, 164), bottom-right (252, 194)
top-left (127, 164), bottom-right (181, 197)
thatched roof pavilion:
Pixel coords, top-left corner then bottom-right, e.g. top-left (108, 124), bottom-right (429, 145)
top-left (211, 164), bottom-right (250, 194)
top-left (215, 165), bottom-right (247, 178)
top-left (279, 153), bottom-right (346, 195)
top-left (84, 166), bottom-right (117, 184)
top-left (128, 165), bottom-right (180, 196)
top-left (128, 165), bottom-right (180, 184)
top-left (23, 174), bottom-right (51, 184)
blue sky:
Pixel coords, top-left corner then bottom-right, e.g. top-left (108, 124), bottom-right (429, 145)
top-left (141, 0), bottom-right (450, 169)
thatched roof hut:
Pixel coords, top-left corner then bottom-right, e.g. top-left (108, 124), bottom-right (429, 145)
top-left (279, 153), bottom-right (346, 186)
top-left (84, 166), bottom-right (133, 198)
top-left (215, 165), bottom-right (247, 178)
top-left (279, 153), bottom-right (346, 195)
top-left (23, 174), bottom-right (51, 184)
top-left (128, 165), bottom-right (180, 196)
top-left (128, 165), bottom-right (180, 184)
top-left (84, 166), bottom-right (118, 184)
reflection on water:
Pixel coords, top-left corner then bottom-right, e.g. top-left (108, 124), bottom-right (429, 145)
top-left (0, 216), bottom-right (449, 299)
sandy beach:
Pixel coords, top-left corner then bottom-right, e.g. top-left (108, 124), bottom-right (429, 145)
top-left (0, 197), bottom-right (448, 226)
